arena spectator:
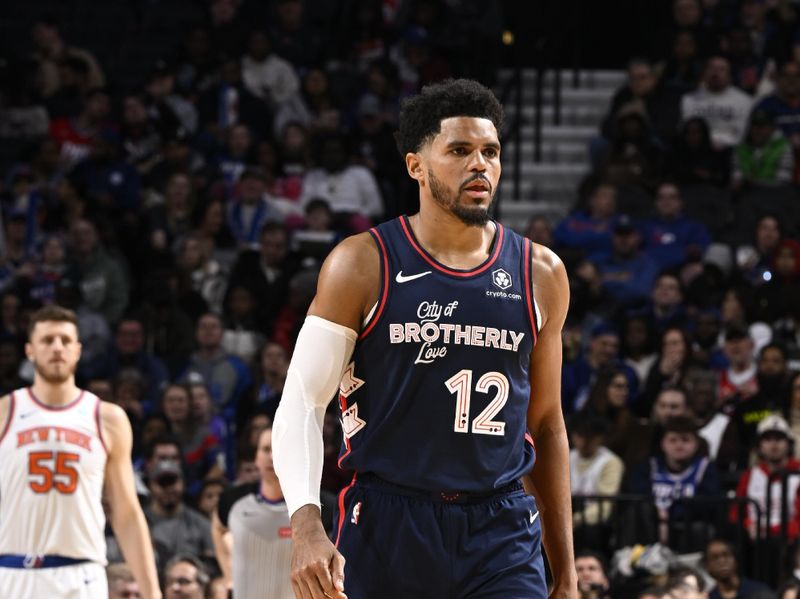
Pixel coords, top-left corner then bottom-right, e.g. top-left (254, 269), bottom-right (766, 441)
top-left (160, 383), bottom-right (224, 493)
top-left (681, 56), bottom-right (753, 150)
top-left (732, 110), bottom-right (794, 189)
top-left (553, 183), bottom-right (618, 262)
top-left (598, 106), bottom-right (665, 191)
top-left (144, 459), bottom-right (215, 566)
top-left (175, 232), bottom-right (227, 316)
top-left (143, 59), bottom-right (197, 137)
top-left (704, 538), bottom-right (772, 599)
top-left (227, 167), bottom-right (299, 250)
top-left (595, 214), bottom-right (660, 309)
top-left (732, 414), bottom-right (800, 541)
top-left (719, 343), bottom-right (791, 469)
top-left (665, 117), bottom-right (731, 187)
top-left (227, 221), bottom-right (299, 332)
top-left (754, 239), bottom-right (800, 324)
top-left (163, 554), bottom-right (210, 599)
top-left (300, 133), bottom-right (384, 231)
top-left (665, 566), bottom-right (708, 599)
top-left (107, 562), bottom-right (141, 599)
top-left (85, 316), bottom-right (168, 410)
top-left (641, 328), bottom-right (701, 415)
top-left (655, 31), bottom-right (704, 95)
top-left (221, 285), bottom-right (264, 365)
top-left (49, 88), bottom-right (114, 170)
top-left (642, 183), bottom-right (711, 270)
top-left (30, 15), bottom-right (105, 97)
top-left (718, 324), bottom-right (759, 410)
top-left (570, 412), bottom-right (624, 551)
top-left (563, 323), bottom-right (638, 414)
top-left (241, 29), bottom-right (300, 109)
top-left (736, 214), bottom-right (783, 287)
top-left (179, 312), bottom-right (252, 417)
top-left (685, 369), bottom-right (730, 461)
top-left (146, 172), bottom-right (196, 255)
top-left (575, 550), bottom-right (612, 599)
top-left (647, 274), bottom-right (691, 334)
top-left (624, 416), bottom-right (721, 550)
top-left (69, 218), bottom-right (129, 324)
top-left (195, 478), bottom-right (227, 521)
top-left (753, 61), bottom-right (800, 148)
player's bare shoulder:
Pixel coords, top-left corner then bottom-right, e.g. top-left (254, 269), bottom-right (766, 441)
top-left (311, 231), bottom-right (382, 330)
top-left (98, 400), bottom-right (133, 455)
top-left (530, 243), bottom-right (569, 329)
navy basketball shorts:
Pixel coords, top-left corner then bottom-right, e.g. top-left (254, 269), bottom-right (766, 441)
top-left (333, 474), bottom-right (547, 599)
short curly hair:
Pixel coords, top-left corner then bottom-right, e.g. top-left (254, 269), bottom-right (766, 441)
top-left (394, 78), bottom-right (503, 156)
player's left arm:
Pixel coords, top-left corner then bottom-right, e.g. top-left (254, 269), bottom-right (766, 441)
top-left (101, 402), bottom-right (162, 599)
top-left (525, 244), bottom-right (578, 598)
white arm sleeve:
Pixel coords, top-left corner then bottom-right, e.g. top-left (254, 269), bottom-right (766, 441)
top-left (272, 315), bottom-right (357, 517)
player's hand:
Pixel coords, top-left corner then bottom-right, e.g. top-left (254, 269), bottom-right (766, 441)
top-left (290, 505), bottom-right (347, 599)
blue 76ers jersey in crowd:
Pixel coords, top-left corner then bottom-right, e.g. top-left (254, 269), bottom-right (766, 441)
top-left (337, 215), bottom-right (540, 492)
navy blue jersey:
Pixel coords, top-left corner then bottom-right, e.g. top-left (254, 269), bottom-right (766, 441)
top-left (337, 215), bottom-right (540, 492)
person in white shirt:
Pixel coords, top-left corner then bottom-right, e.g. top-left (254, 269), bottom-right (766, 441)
top-left (681, 56), bottom-right (753, 149)
top-left (241, 30), bottom-right (301, 109)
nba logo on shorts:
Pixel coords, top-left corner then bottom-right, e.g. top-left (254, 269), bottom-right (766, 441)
top-left (351, 501), bottom-right (362, 525)
top-left (492, 268), bottom-right (512, 290)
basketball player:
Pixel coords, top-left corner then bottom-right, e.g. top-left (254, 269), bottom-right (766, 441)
top-left (273, 79), bottom-right (577, 598)
top-left (212, 426), bottom-right (293, 599)
top-left (0, 305), bottom-right (161, 599)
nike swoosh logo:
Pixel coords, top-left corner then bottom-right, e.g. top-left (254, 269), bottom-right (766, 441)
top-left (19, 411), bottom-right (36, 419)
top-left (530, 510), bottom-right (539, 524)
top-left (395, 270), bottom-right (432, 283)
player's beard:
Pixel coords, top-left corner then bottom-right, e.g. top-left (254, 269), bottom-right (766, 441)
top-left (428, 168), bottom-right (495, 227)
top-left (34, 360), bottom-right (75, 384)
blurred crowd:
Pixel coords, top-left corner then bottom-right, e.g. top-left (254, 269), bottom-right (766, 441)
top-left (7, 0), bottom-right (800, 597)
top-left (551, 0), bottom-right (800, 597)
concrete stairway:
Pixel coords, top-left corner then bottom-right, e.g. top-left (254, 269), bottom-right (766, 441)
top-left (495, 69), bottom-right (626, 232)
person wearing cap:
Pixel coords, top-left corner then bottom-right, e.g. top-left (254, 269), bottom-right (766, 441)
top-left (732, 108), bottom-right (793, 189)
top-left (731, 413), bottom-right (800, 541)
top-left (717, 324), bottom-right (758, 410)
top-left (143, 458), bottom-right (215, 567)
top-left (595, 213), bottom-right (660, 309)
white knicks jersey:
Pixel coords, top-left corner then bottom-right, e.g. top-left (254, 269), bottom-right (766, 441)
top-left (0, 388), bottom-right (108, 563)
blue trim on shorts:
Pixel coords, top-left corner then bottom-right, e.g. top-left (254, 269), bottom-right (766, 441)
top-left (0, 554), bottom-right (89, 569)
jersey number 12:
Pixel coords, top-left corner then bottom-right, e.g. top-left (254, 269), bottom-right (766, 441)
top-left (445, 370), bottom-right (508, 436)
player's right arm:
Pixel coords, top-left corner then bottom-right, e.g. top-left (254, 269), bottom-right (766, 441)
top-left (101, 402), bottom-right (162, 599)
top-left (273, 232), bottom-right (379, 599)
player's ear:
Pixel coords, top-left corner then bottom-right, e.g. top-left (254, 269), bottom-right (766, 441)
top-left (405, 152), bottom-right (425, 184)
top-left (24, 342), bottom-right (33, 362)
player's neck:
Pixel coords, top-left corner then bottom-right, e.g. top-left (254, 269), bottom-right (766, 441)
top-left (409, 207), bottom-right (495, 264)
top-left (260, 477), bottom-right (284, 502)
top-left (30, 379), bottom-right (80, 406)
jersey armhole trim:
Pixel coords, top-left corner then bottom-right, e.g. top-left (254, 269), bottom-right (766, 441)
top-left (0, 391), bottom-right (15, 446)
top-left (359, 228), bottom-right (389, 340)
top-left (523, 240), bottom-right (539, 346)
top-left (95, 398), bottom-right (108, 455)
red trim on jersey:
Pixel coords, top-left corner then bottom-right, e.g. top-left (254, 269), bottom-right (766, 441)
top-left (334, 473), bottom-right (358, 548)
top-left (0, 391), bottom-right (15, 446)
top-left (525, 432), bottom-right (535, 449)
top-left (359, 228), bottom-right (390, 340)
top-left (523, 241), bottom-right (538, 347)
top-left (27, 388), bottom-right (85, 411)
top-left (337, 393), bottom-right (352, 468)
top-left (399, 215), bottom-right (505, 277)
top-left (94, 398), bottom-right (108, 454)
